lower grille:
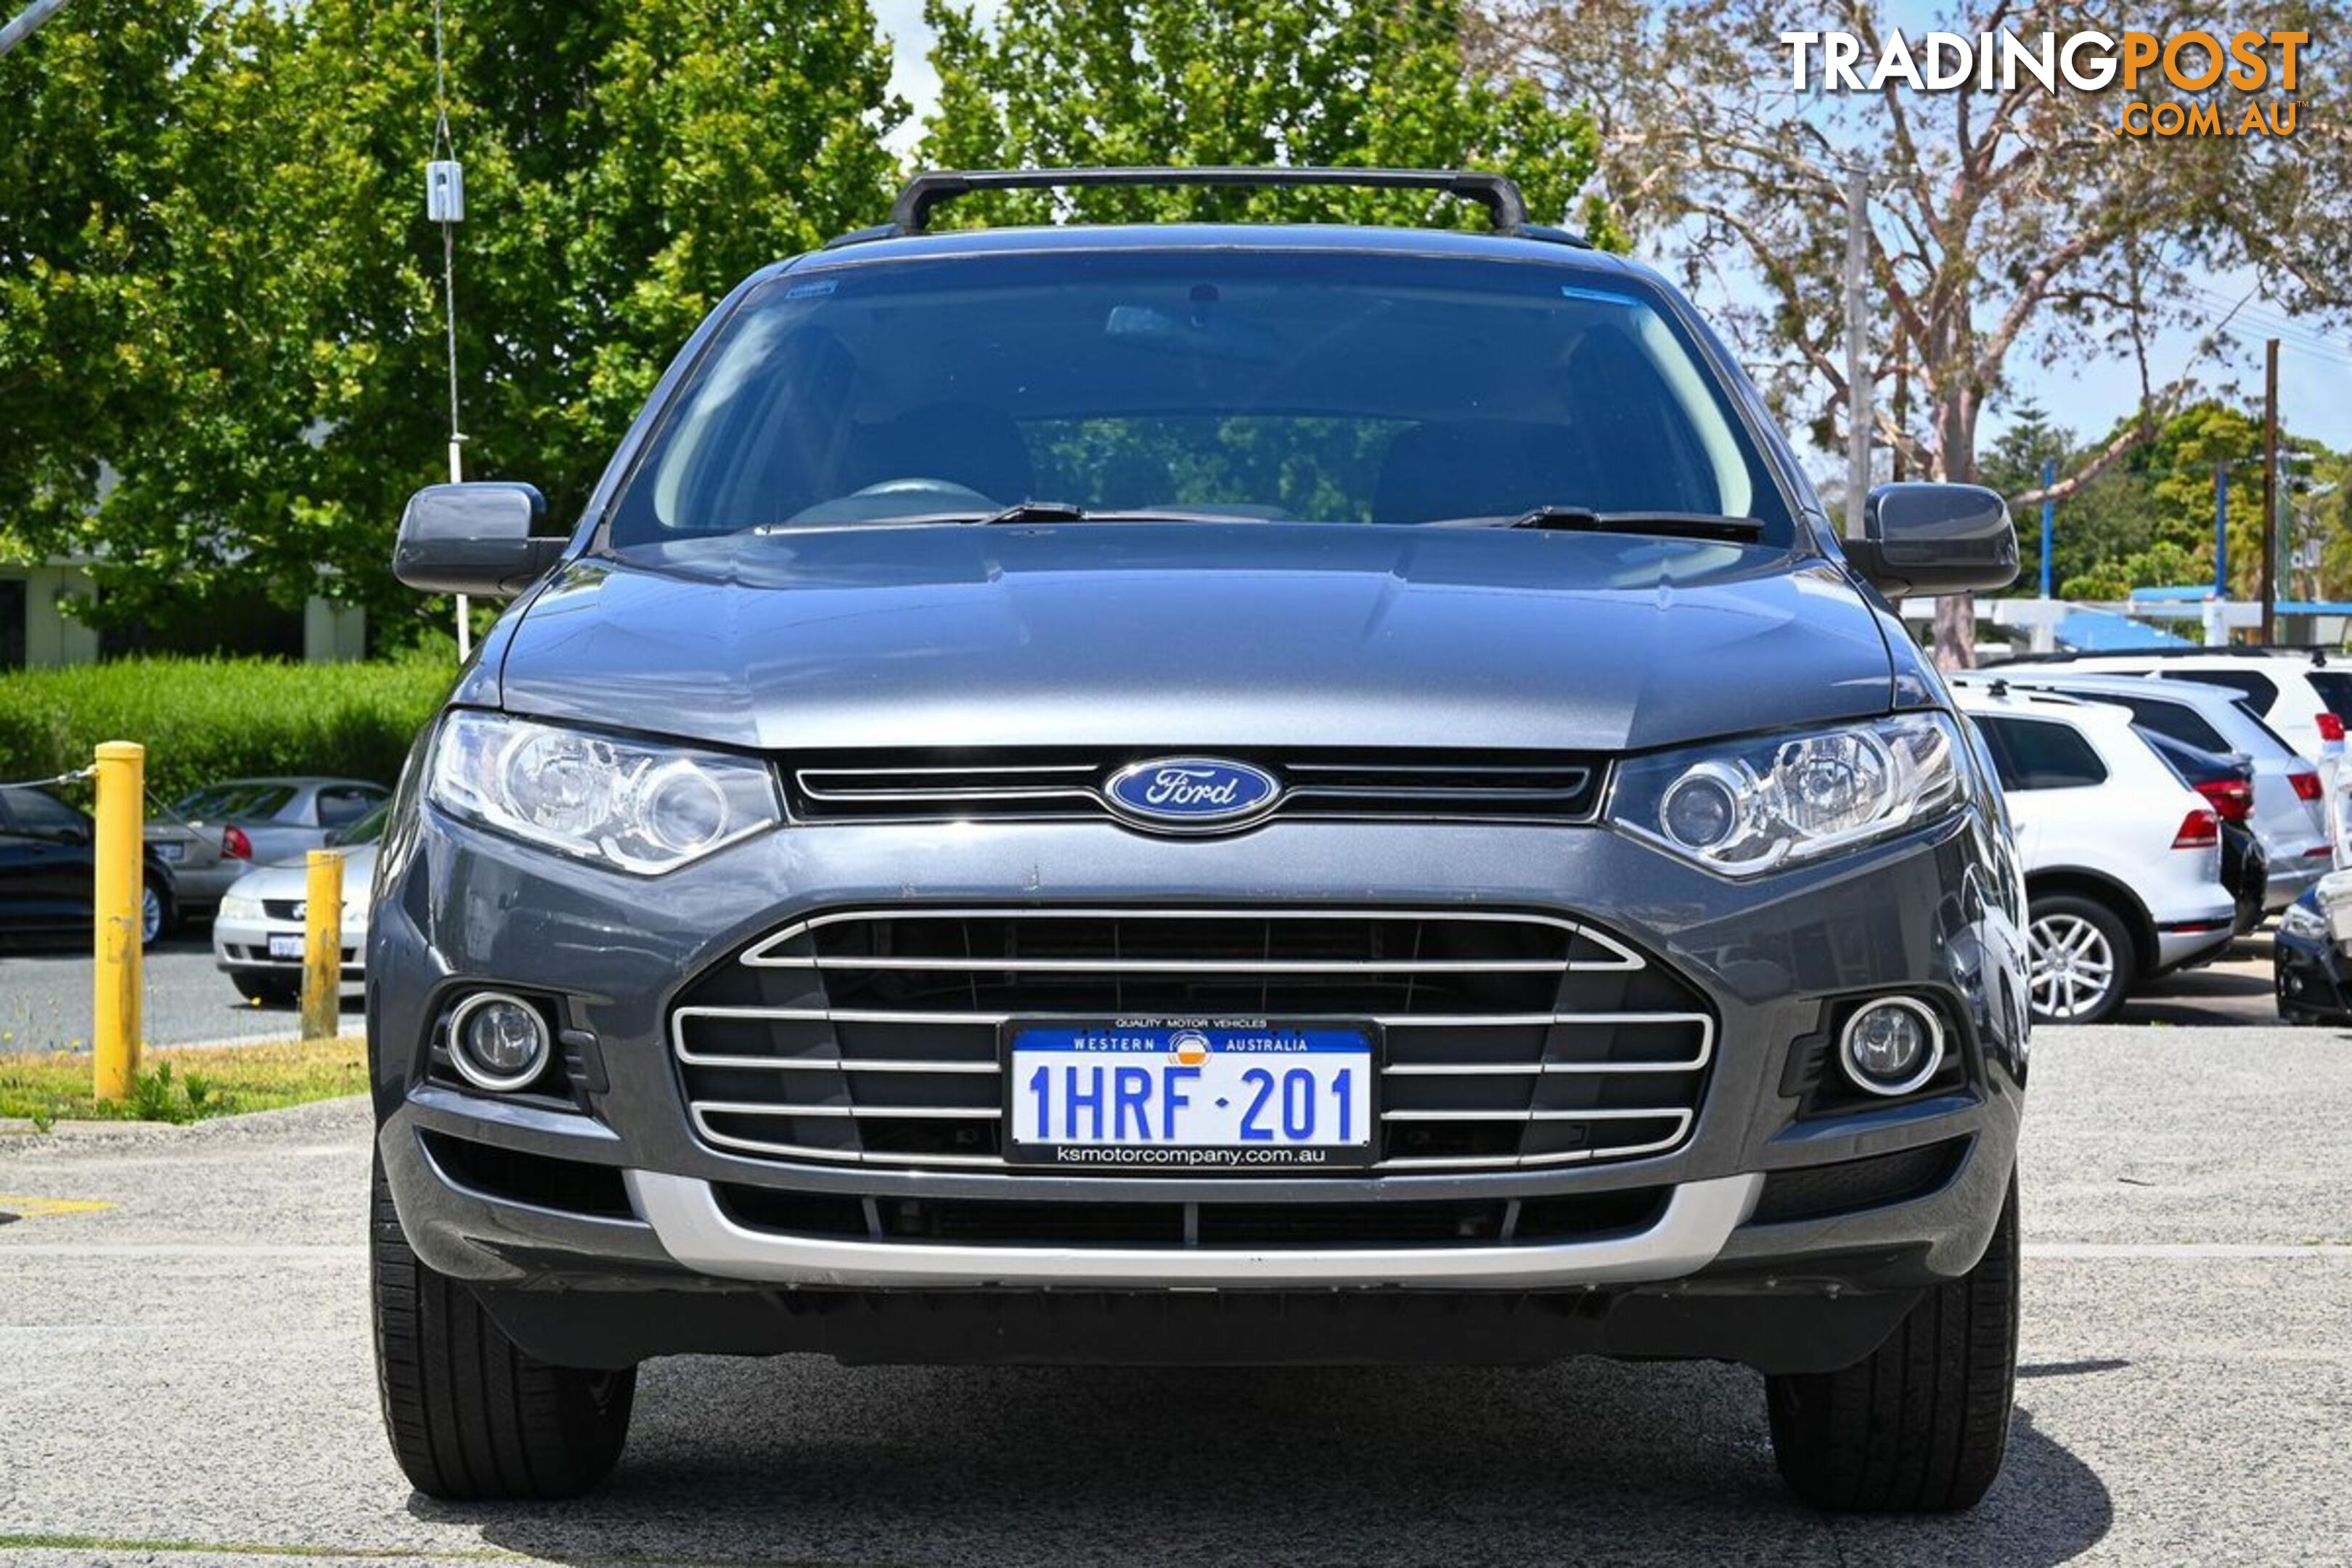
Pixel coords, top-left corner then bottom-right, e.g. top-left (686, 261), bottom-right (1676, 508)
top-left (420, 1130), bottom-right (633, 1220)
top-left (714, 1183), bottom-right (1669, 1247)
top-left (671, 907), bottom-right (1714, 1175)
top-left (1750, 1140), bottom-right (1965, 1225)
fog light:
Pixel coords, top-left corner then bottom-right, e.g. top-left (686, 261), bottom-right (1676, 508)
top-left (1839, 997), bottom-right (1943, 1097)
top-left (446, 992), bottom-right (552, 1093)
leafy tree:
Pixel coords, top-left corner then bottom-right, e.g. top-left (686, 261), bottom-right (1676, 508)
top-left (1482, 0), bottom-right (2352, 664)
top-left (918, 0), bottom-right (1613, 240)
top-left (0, 2), bottom-right (203, 560)
top-left (1978, 401), bottom-right (2071, 595)
top-left (2144, 403), bottom-right (2263, 597)
top-left (1, 1), bottom-right (905, 643)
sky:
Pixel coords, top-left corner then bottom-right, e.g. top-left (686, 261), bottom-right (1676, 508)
top-left (870, 1), bottom-right (2351, 467)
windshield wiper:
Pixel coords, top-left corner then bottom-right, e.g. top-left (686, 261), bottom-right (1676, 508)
top-left (978, 499), bottom-right (1092, 525)
top-left (1443, 507), bottom-right (1765, 544)
top-left (976, 502), bottom-right (1282, 526)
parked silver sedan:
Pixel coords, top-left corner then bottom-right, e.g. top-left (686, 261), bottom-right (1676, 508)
top-left (210, 803), bottom-right (385, 1004)
top-left (148, 777), bottom-right (391, 918)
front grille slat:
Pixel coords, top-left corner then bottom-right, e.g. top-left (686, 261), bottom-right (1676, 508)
top-left (673, 907), bottom-right (1712, 1175)
top-left (785, 751), bottom-right (1604, 827)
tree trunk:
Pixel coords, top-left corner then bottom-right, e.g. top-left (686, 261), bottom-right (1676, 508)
top-left (1930, 368), bottom-right (1982, 671)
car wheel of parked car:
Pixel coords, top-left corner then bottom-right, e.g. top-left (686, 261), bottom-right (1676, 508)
top-left (2025, 894), bottom-right (2135, 1025)
top-left (142, 879), bottom-right (171, 947)
top-left (371, 1156), bottom-right (635, 1499)
top-left (1765, 1175), bottom-right (2020, 1513)
top-left (229, 970), bottom-right (299, 1006)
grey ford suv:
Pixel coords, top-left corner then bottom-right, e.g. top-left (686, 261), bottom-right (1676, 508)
top-left (370, 168), bottom-right (2028, 1511)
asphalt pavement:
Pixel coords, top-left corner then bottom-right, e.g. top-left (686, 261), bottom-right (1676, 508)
top-left (0, 935), bottom-right (361, 1054)
top-left (1, 1021), bottom-right (2347, 1567)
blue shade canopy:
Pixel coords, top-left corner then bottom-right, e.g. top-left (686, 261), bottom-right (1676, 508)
top-left (2055, 608), bottom-right (2192, 650)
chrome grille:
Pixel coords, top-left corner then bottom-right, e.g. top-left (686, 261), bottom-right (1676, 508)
top-left (670, 907), bottom-right (1712, 1172)
top-left (784, 751), bottom-right (1601, 826)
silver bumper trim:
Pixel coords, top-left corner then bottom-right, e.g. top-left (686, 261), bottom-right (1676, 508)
top-left (625, 1171), bottom-right (1763, 1290)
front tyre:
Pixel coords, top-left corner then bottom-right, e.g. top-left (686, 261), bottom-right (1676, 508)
top-left (371, 1156), bottom-right (635, 1499)
top-left (1765, 1175), bottom-right (2020, 1513)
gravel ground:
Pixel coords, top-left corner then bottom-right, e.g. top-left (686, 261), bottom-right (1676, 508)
top-left (1, 1021), bottom-right (2347, 1567)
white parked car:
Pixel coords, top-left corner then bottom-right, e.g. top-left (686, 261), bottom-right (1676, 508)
top-left (1954, 671), bottom-right (2329, 910)
top-left (211, 804), bottom-right (383, 1005)
top-left (1995, 648), bottom-right (2352, 769)
top-left (1955, 682), bottom-right (2237, 1024)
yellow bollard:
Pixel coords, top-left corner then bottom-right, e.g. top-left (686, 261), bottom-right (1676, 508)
top-left (91, 741), bottom-right (145, 1101)
top-left (301, 849), bottom-right (344, 1042)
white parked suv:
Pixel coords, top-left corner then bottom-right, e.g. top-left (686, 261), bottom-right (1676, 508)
top-left (1996, 648), bottom-right (2352, 769)
top-left (1955, 682), bottom-right (2237, 1023)
top-left (1954, 671), bottom-right (2329, 910)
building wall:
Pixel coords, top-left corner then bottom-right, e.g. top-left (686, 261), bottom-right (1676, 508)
top-left (0, 563), bottom-right (364, 667)
top-left (0, 564), bottom-right (104, 666)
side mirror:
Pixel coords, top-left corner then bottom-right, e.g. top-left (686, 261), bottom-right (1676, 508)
top-left (393, 483), bottom-right (569, 597)
top-left (1843, 483), bottom-right (2020, 598)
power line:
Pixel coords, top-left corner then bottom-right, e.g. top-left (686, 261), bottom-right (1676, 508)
top-left (2183, 285), bottom-right (2352, 361)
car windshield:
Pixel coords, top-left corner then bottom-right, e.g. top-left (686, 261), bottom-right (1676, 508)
top-left (604, 248), bottom-right (1794, 547)
top-left (173, 783), bottom-right (296, 822)
top-left (2303, 669), bottom-right (2352, 721)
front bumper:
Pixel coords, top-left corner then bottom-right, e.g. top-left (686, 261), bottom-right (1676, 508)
top-left (212, 912), bottom-right (365, 977)
top-left (2274, 902), bottom-right (2352, 1021)
top-left (369, 799), bottom-right (2028, 1368)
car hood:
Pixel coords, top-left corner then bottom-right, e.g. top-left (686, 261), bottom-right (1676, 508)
top-left (494, 526), bottom-right (1895, 754)
top-left (230, 844), bottom-right (379, 902)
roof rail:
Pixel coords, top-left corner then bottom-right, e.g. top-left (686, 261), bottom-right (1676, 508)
top-left (880, 166), bottom-right (1557, 239)
top-left (1982, 643), bottom-right (2334, 668)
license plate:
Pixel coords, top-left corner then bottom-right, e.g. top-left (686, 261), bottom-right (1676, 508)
top-left (1005, 1018), bottom-right (1375, 1170)
top-left (155, 841), bottom-right (184, 862)
top-left (267, 934), bottom-right (304, 960)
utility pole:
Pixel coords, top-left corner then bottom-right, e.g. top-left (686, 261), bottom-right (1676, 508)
top-left (2261, 338), bottom-right (2280, 642)
top-left (0, 0), bottom-right (69, 57)
top-left (1892, 363), bottom-right (1909, 482)
top-left (429, 0), bottom-right (471, 661)
top-left (2215, 463), bottom-right (2229, 597)
top-left (1842, 168), bottom-right (1871, 539)
top-left (2040, 458), bottom-right (2055, 599)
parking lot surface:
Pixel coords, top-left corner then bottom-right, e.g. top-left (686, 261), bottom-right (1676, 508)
top-left (0, 936), bottom-right (360, 1055)
top-left (1, 1019), bottom-right (2346, 1567)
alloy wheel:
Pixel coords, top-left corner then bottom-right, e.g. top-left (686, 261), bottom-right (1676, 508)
top-left (2028, 912), bottom-right (2117, 1021)
top-left (142, 884), bottom-right (164, 946)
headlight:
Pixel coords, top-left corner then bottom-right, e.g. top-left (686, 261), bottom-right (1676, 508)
top-left (218, 892), bottom-right (264, 921)
top-left (1609, 713), bottom-right (1965, 876)
top-left (427, 711), bottom-right (781, 874)
top-left (2279, 900), bottom-right (2329, 942)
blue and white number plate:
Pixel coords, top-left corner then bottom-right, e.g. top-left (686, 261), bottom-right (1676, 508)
top-left (1006, 1018), bottom-right (1375, 1169)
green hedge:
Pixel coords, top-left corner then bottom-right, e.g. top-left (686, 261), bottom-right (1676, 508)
top-left (0, 656), bottom-right (456, 806)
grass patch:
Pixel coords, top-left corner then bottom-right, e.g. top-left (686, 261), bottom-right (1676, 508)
top-left (0, 1035), bottom-right (365, 1126)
